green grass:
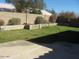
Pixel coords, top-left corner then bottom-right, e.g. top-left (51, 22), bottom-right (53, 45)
top-left (0, 26), bottom-right (79, 43)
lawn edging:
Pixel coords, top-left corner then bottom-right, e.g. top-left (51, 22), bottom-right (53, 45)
top-left (25, 23), bottom-right (58, 30)
top-left (0, 25), bottom-right (24, 30)
top-left (0, 23), bottom-right (58, 30)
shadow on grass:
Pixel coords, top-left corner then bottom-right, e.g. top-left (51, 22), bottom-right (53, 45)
top-left (28, 31), bottom-right (79, 59)
top-left (28, 30), bottom-right (79, 44)
top-left (58, 23), bottom-right (79, 28)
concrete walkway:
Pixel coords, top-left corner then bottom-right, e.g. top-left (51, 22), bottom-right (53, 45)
top-left (0, 40), bottom-right (53, 59)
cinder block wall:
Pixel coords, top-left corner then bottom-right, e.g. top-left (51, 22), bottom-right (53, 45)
top-left (0, 12), bottom-right (50, 25)
top-left (26, 13), bottom-right (43, 24)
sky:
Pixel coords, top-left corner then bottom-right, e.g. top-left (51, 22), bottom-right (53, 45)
top-left (0, 0), bottom-right (5, 3)
top-left (45, 0), bottom-right (79, 13)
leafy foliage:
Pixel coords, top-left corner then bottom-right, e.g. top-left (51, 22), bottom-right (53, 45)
top-left (35, 16), bottom-right (47, 24)
top-left (8, 18), bottom-right (21, 25)
top-left (0, 20), bottom-right (5, 26)
top-left (9, 0), bottom-right (45, 12)
top-left (57, 12), bottom-right (76, 24)
top-left (49, 15), bottom-right (57, 23)
top-left (31, 9), bottom-right (41, 14)
top-left (33, 0), bottom-right (45, 9)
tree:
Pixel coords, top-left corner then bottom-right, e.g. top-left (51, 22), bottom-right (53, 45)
top-left (47, 9), bottom-right (56, 15)
top-left (16, 0), bottom-right (26, 12)
top-left (23, 0), bottom-right (33, 9)
top-left (57, 12), bottom-right (76, 24)
top-left (8, 0), bottom-right (27, 12)
top-left (7, 0), bottom-right (20, 4)
top-left (33, 0), bottom-right (45, 9)
top-left (8, 0), bottom-right (46, 12)
top-left (51, 9), bottom-right (56, 15)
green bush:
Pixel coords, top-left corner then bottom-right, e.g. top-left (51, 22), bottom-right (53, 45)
top-left (35, 16), bottom-right (47, 24)
top-left (0, 20), bottom-right (4, 26)
top-left (31, 9), bottom-right (41, 14)
top-left (8, 18), bottom-right (21, 25)
top-left (57, 12), bottom-right (76, 24)
top-left (75, 17), bottom-right (79, 23)
top-left (49, 15), bottom-right (57, 23)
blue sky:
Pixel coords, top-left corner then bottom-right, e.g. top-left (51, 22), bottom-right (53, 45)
top-left (45, 0), bottom-right (79, 13)
top-left (0, 0), bottom-right (5, 3)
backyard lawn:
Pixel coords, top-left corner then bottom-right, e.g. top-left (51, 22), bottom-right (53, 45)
top-left (0, 26), bottom-right (79, 43)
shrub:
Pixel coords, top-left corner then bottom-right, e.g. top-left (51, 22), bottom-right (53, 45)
top-left (49, 15), bottom-right (57, 23)
top-left (8, 18), bottom-right (21, 25)
top-left (24, 24), bottom-right (29, 29)
top-left (0, 20), bottom-right (4, 26)
top-left (35, 16), bottom-right (47, 24)
top-left (56, 12), bottom-right (76, 25)
top-left (31, 9), bottom-right (41, 14)
top-left (75, 17), bottom-right (79, 23)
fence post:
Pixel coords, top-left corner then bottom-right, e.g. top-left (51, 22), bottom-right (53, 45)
top-left (39, 24), bottom-right (42, 29)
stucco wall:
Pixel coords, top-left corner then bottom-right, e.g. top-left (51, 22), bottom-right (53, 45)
top-left (0, 12), bottom-right (50, 25)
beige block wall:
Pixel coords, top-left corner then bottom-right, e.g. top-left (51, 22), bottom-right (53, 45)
top-left (26, 14), bottom-right (43, 24)
top-left (0, 12), bottom-right (26, 25)
top-left (0, 12), bottom-right (50, 25)
top-left (44, 15), bottom-right (50, 22)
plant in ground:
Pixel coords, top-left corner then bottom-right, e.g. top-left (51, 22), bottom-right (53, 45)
top-left (49, 15), bottom-right (57, 23)
top-left (8, 18), bottom-right (21, 25)
top-left (0, 19), bottom-right (5, 26)
top-left (57, 12), bottom-right (76, 24)
top-left (35, 16), bottom-right (47, 24)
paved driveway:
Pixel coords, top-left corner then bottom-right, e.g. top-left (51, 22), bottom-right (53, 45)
top-left (37, 42), bottom-right (79, 59)
top-left (28, 31), bottom-right (79, 59)
top-left (0, 40), bottom-right (53, 59)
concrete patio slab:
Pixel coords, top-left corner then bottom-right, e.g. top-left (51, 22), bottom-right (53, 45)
top-left (0, 40), bottom-right (53, 59)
